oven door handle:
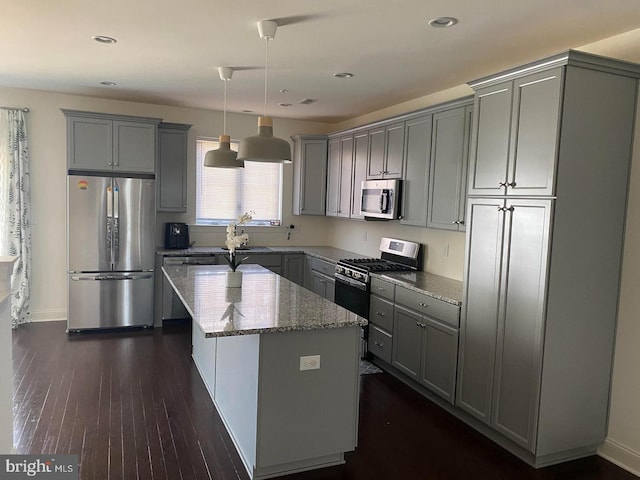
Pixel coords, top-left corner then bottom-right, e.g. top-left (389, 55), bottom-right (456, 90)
top-left (335, 273), bottom-right (368, 291)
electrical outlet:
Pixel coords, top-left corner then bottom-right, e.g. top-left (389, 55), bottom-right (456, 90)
top-left (300, 355), bottom-right (321, 371)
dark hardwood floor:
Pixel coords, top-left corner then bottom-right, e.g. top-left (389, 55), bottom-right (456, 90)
top-left (12, 321), bottom-right (636, 480)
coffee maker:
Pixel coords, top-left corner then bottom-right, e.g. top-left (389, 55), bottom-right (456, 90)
top-left (164, 223), bottom-right (190, 249)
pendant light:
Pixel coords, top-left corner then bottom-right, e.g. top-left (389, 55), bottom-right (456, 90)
top-left (204, 67), bottom-right (244, 168)
top-left (237, 20), bottom-right (292, 163)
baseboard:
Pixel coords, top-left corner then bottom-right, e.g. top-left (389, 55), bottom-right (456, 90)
top-left (29, 309), bottom-right (66, 322)
top-left (598, 438), bottom-right (640, 477)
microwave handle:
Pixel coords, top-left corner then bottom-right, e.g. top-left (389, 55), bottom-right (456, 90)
top-left (380, 189), bottom-right (390, 213)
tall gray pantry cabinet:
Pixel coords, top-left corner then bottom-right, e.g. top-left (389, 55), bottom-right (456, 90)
top-left (457, 51), bottom-right (640, 466)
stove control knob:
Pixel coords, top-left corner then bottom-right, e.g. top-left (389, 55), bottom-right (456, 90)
top-left (336, 266), bottom-right (344, 275)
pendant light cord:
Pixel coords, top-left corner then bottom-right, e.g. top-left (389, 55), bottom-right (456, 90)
top-left (223, 78), bottom-right (228, 135)
top-left (264, 37), bottom-right (270, 117)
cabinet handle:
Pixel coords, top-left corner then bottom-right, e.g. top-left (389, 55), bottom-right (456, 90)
top-left (497, 206), bottom-right (514, 212)
top-left (498, 181), bottom-right (507, 187)
top-left (377, 287), bottom-right (385, 291)
top-left (418, 302), bottom-right (428, 308)
top-left (374, 341), bottom-right (384, 348)
top-left (415, 321), bottom-right (426, 328)
top-left (507, 181), bottom-right (516, 187)
top-left (376, 311), bottom-right (385, 317)
top-left (452, 221), bottom-right (459, 225)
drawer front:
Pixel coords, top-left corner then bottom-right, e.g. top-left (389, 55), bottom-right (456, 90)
top-left (243, 253), bottom-right (282, 267)
top-left (370, 277), bottom-right (395, 301)
top-left (396, 286), bottom-right (460, 327)
top-left (368, 326), bottom-right (392, 364)
top-left (311, 257), bottom-right (335, 276)
top-left (369, 295), bottom-right (394, 332)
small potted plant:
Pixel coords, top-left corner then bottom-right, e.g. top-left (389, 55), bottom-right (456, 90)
top-left (224, 211), bottom-right (252, 287)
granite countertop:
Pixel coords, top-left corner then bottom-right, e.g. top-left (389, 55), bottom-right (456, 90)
top-left (162, 263), bottom-right (367, 338)
top-left (372, 271), bottom-right (463, 306)
top-left (158, 245), bottom-right (462, 306)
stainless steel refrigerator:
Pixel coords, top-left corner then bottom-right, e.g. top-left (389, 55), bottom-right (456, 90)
top-left (67, 174), bottom-right (155, 331)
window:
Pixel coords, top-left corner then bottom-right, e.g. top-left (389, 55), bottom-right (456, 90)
top-left (196, 138), bottom-right (282, 225)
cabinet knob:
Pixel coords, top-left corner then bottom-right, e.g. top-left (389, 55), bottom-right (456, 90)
top-left (507, 181), bottom-right (517, 187)
top-left (498, 181), bottom-right (507, 187)
top-left (376, 311), bottom-right (385, 317)
top-left (418, 302), bottom-right (428, 308)
top-left (452, 220), bottom-right (460, 225)
top-left (374, 341), bottom-right (384, 348)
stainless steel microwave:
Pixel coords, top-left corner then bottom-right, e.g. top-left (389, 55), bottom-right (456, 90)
top-left (360, 179), bottom-right (401, 220)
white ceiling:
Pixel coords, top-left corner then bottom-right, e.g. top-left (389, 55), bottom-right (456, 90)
top-left (2, 0), bottom-right (640, 123)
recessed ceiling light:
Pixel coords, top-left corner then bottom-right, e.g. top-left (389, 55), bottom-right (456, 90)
top-left (99, 81), bottom-right (117, 86)
top-left (428, 17), bottom-right (458, 28)
top-left (92, 35), bottom-right (117, 44)
top-left (279, 103), bottom-right (293, 107)
top-left (280, 89), bottom-right (289, 94)
top-left (333, 72), bottom-right (354, 79)
top-left (242, 110), bottom-right (254, 113)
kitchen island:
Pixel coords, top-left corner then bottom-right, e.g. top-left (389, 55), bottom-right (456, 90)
top-left (162, 263), bottom-right (367, 480)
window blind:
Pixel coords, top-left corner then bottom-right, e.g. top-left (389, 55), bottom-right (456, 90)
top-left (196, 138), bottom-right (282, 225)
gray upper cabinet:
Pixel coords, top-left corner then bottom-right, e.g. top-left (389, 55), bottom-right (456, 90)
top-left (427, 105), bottom-right (473, 231)
top-left (62, 109), bottom-right (160, 173)
top-left (467, 67), bottom-right (563, 197)
top-left (458, 51), bottom-right (640, 464)
top-left (292, 135), bottom-right (328, 216)
top-left (367, 121), bottom-right (404, 179)
top-left (326, 135), bottom-right (353, 218)
top-left (157, 122), bottom-right (191, 212)
top-left (400, 114), bottom-right (432, 226)
top-left (350, 131), bottom-right (368, 219)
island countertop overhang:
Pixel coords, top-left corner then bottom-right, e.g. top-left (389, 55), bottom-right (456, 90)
top-left (162, 263), bottom-right (367, 338)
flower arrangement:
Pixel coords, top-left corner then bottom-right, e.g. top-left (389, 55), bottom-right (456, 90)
top-left (224, 211), bottom-right (253, 272)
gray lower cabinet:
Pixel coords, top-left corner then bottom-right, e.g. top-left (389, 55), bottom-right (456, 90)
top-left (458, 198), bottom-right (551, 450)
top-left (292, 135), bottom-right (328, 216)
top-left (326, 135), bottom-right (353, 218)
top-left (157, 122), bottom-right (191, 212)
top-left (393, 292), bottom-right (460, 404)
top-left (308, 257), bottom-right (335, 301)
top-left (238, 254), bottom-right (282, 276)
top-left (368, 278), bottom-right (395, 362)
top-left (283, 254), bottom-right (305, 286)
top-left (62, 109), bottom-right (160, 173)
top-left (427, 105), bottom-right (473, 231)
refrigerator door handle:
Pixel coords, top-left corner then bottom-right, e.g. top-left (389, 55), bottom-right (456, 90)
top-left (106, 186), bottom-right (113, 264)
top-left (113, 183), bottom-right (120, 262)
top-left (71, 273), bottom-right (154, 281)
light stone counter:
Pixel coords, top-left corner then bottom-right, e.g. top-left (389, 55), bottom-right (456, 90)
top-left (373, 270), bottom-right (463, 306)
top-left (162, 263), bottom-right (367, 337)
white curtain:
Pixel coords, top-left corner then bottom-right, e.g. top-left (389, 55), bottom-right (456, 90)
top-left (0, 109), bottom-right (31, 327)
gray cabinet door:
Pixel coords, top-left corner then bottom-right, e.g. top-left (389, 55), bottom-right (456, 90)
top-left (326, 138), bottom-right (341, 217)
top-left (427, 107), bottom-right (467, 230)
top-left (283, 254), bottom-right (305, 286)
top-left (492, 199), bottom-right (551, 451)
top-left (311, 270), bottom-right (334, 301)
top-left (421, 318), bottom-right (459, 404)
top-left (457, 105), bottom-right (474, 232)
top-left (338, 136), bottom-right (354, 218)
top-left (392, 305), bottom-right (422, 381)
top-left (369, 294), bottom-right (394, 332)
top-left (350, 132), bottom-right (368, 219)
top-left (507, 68), bottom-right (563, 197)
top-left (467, 82), bottom-right (513, 196)
top-left (292, 136), bottom-right (328, 215)
top-left (67, 116), bottom-right (113, 171)
top-left (401, 114), bottom-right (432, 226)
top-left (384, 121), bottom-right (405, 178)
top-left (157, 123), bottom-right (190, 212)
top-left (456, 198), bottom-right (504, 423)
top-left (367, 127), bottom-right (385, 179)
top-left (113, 120), bottom-right (157, 173)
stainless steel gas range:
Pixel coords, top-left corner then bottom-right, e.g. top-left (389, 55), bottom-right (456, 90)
top-left (334, 237), bottom-right (423, 355)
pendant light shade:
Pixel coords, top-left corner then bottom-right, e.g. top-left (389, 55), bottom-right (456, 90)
top-left (204, 67), bottom-right (244, 168)
top-left (238, 20), bottom-right (292, 164)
